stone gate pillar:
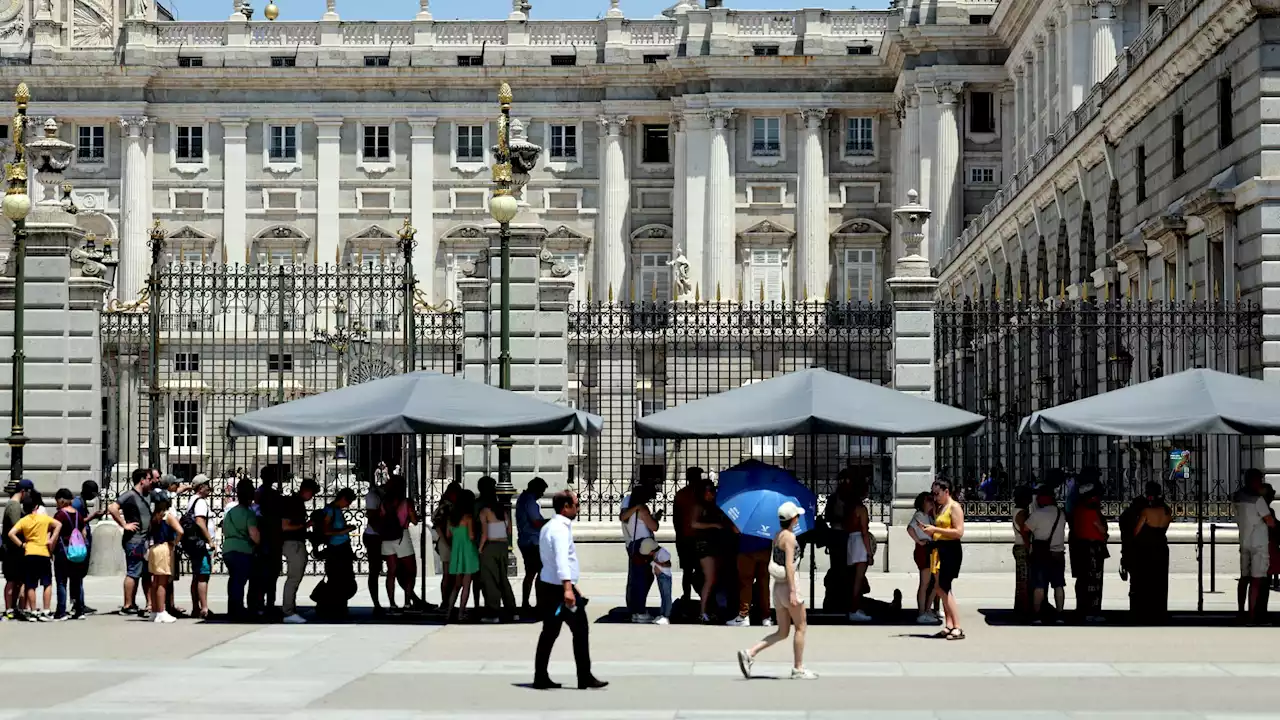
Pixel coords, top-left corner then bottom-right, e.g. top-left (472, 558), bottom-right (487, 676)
top-left (1, 212), bottom-right (113, 494)
top-left (888, 190), bottom-right (939, 524)
top-left (457, 222), bottom-right (571, 492)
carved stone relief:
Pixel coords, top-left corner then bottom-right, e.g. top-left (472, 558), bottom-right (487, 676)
top-left (73, 0), bottom-right (116, 48)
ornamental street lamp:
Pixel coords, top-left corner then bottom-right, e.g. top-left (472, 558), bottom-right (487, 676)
top-left (147, 220), bottom-right (166, 471)
top-left (3, 83), bottom-right (31, 493)
top-left (489, 82), bottom-right (541, 575)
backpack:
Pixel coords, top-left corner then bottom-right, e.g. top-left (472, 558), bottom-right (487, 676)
top-left (307, 507), bottom-right (331, 558)
top-left (63, 510), bottom-right (88, 564)
top-left (178, 500), bottom-right (206, 557)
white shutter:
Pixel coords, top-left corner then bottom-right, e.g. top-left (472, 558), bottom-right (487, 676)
top-left (844, 248), bottom-right (878, 301)
top-left (750, 249), bottom-right (784, 302)
top-left (639, 253), bottom-right (671, 301)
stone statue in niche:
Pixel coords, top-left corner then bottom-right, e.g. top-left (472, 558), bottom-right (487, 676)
top-left (668, 246), bottom-right (693, 301)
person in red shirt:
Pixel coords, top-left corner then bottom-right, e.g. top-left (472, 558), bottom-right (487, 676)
top-left (1069, 482), bottom-right (1109, 623)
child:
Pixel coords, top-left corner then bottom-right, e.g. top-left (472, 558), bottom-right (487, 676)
top-left (52, 489), bottom-right (89, 619)
top-left (146, 492), bottom-right (184, 624)
top-left (640, 538), bottom-right (673, 625)
top-left (7, 491), bottom-right (61, 622)
top-left (907, 491), bottom-right (937, 624)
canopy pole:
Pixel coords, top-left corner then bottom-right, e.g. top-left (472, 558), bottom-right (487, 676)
top-left (1196, 438), bottom-right (1205, 614)
top-left (808, 431), bottom-right (816, 604)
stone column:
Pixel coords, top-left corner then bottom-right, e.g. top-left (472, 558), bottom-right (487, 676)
top-left (117, 116), bottom-right (149, 303)
top-left (682, 111), bottom-right (709, 297)
top-left (1067, 0), bottom-right (1093, 108)
top-left (933, 83), bottom-right (962, 260)
top-left (222, 119), bottom-right (249, 265)
top-left (596, 114), bottom-right (629, 301)
top-left (1091, 0), bottom-right (1120, 84)
top-left (316, 119), bottom-right (343, 265)
top-left (704, 109), bottom-right (735, 299)
top-left (1001, 85), bottom-right (1017, 182)
top-left (916, 88), bottom-right (937, 261)
top-left (888, 190), bottom-right (939, 523)
top-left (1045, 18), bottom-right (1059, 134)
top-left (796, 108), bottom-right (828, 301)
top-left (671, 113), bottom-right (688, 268)
top-left (1033, 35), bottom-right (1047, 147)
top-left (411, 119), bottom-right (437, 302)
top-left (1023, 50), bottom-right (1037, 155)
top-left (1012, 66), bottom-right (1025, 167)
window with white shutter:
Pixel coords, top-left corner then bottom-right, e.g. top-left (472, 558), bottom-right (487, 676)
top-left (744, 379), bottom-right (786, 456)
top-left (843, 248), bottom-right (878, 301)
top-left (639, 253), bottom-right (671, 302)
top-left (749, 249), bottom-right (785, 302)
top-left (636, 397), bottom-right (666, 458)
top-left (553, 254), bottom-right (582, 304)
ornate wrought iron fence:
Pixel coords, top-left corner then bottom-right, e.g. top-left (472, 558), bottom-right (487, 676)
top-left (934, 298), bottom-right (1263, 521)
top-left (99, 262), bottom-right (463, 573)
top-left (568, 300), bottom-right (896, 522)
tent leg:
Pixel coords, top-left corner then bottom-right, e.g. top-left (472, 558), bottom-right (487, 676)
top-left (1197, 462), bottom-right (1204, 614)
top-left (419, 436), bottom-right (429, 608)
top-left (808, 432), bottom-right (817, 605)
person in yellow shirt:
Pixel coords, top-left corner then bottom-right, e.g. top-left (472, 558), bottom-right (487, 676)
top-left (6, 492), bottom-right (61, 622)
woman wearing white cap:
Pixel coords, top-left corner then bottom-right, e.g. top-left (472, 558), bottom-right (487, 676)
top-left (736, 501), bottom-right (817, 680)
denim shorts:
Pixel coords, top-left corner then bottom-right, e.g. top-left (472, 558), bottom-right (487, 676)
top-left (123, 537), bottom-right (149, 580)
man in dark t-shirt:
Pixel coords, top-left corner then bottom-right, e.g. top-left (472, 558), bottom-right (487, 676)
top-left (108, 468), bottom-right (158, 615)
top-left (280, 479), bottom-right (318, 623)
top-left (250, 481), bottom-right (286, 617)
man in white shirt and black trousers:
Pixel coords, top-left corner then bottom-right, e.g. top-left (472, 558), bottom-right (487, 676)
top-left (533, 490), bottom-right (608, 691)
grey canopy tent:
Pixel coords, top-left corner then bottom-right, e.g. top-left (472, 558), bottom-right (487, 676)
top-left (634, 367), bottom-right (984, 603)
top-left (1019, 368), bottom-right (1280, 436)
top-left (1018, 367), bottom-right (1280, 613)
top-left (635, 367), bottom-right (985, 439)
top-left (227, 370), bottom-right (603, 438)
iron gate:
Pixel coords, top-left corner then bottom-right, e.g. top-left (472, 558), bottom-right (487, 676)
top-left (934, 297), bottom-right (1263, 521)
top-left (99, 262), bottom-right (463, 573)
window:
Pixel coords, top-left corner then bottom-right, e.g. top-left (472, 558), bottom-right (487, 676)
top-left (847, 45), bottom-right (872, 55)
top-left (845, 117), bottom-right (874, 157)
top-left (171, 400), bottom-right (200, 449)
top-left (77, 126), bottom-right (106, 164)
top-left (549, 124), bottom-right (577, 161)
top-left (172, 190), bottom-right (205, 210)
top-left (270, 56), bottom-right (296, 67)
top-left (969, 91), bottom-right (996, 134)
top-left (177, 248), bottom-right (205, 265)
top-left (551, 55), bottom-right (577, 66)
top-left (364, 55), bottom-right (390, 67)
top-left (357, 189), bottom-right (393, 210)
top-left (643, 54), bottom-right (668, 64)
top-left (457, 55), bottom-right (484, 66)
top-left (177, 56), bottom-right (203, 67)
top-left (968, 167), bottom-right (995, 185)
top-left (0, 124), bottom-right (7, 141)
top-left (639, 253), bottom-right (671, 302)
top-left (749, 249), bottom-right (784, 302)
top-left (1172, 111), bottom-right (1185, 178)
top-left (456, 125), bottom-right (485, 161)
top-left (638, 124), bottom-right (669, 164)
top-left (175, 126), bottom-right (204, 163)
top-left (174, 353), bottom-right (200, 372)
top-left (362, 125), bottom-right (391, 161)
top-left (1218, 76), bottom-right (1233, 148)
top-left (843, 248), bottom-right (878, 301)
top-left (1136, 145), bottom-right (1147, 202)
top-left (751, 117), bottom-right (781, 158)
top-left (265, 190), bottom-right (299, 211)
top-left (267, 353), bottom-right (294, 372)
top-left (753, 45), bottom-right (779, 56)
top-left (747, 184), bottom-right (784, 205)
top-left (637, 398), bottom-right (666, 457)
top-left (268, 125), bottom-right (297, 162)
top-left (744, 379), bottom-right (785, 456)
top-left (969, 14), bottom-right (992, 23)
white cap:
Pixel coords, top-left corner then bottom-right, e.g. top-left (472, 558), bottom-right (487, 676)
top-left (777, 501), bottom-right (805, 521)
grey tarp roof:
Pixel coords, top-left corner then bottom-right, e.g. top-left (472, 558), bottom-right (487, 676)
top-left (634, 368), bottom-right (985, 439)
top-left (1019, 368), bottom-right (1280, 436)
top-left (227, 371), bottom-right (603, 438)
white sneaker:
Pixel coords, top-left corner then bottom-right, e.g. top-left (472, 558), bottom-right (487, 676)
top-left (725, 615), bottom-right (749, 627)
top-left (737, 650), bottom-right (754, 679)
top-left (652, 616), bottom-right (669, 626)
top-left (916, 613), bottom-right (936, 624)
top-left (282, 613), bottom-right (308, 625)
top-left (762, 618), bottom-right (774, 627)
top-left (154, 612), bottom-right (176, 624)
top-left (790, 667), bottom-right (819, 680)
top-left (847, 610), bottom-right (872, 623)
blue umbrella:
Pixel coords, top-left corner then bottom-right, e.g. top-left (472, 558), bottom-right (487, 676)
top-left (716, 460), bottom-right (818, 540)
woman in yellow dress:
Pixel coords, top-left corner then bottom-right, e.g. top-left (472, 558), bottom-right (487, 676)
top-left (922, 479), bottom-right (966, 640)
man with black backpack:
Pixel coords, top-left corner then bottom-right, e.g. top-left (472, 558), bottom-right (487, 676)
top-left (179, 476), bottom-right (216, 619)
top-left (281, 478), bottom-right (319, 624)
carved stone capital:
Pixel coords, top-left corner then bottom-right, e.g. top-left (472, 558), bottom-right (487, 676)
top-left (596, 114), bottom-right (629, 136)
top-left (705, 108), bottom-right (735, 129)
top-left (118, 116), bottom-right (149, 137)
top-left (934, 82), bottom-right (964, 105)
top-left (798, 108), bottom-right (828, 130)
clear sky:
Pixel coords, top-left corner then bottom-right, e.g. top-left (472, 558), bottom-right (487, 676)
top-left (165, 0), bottom-right (876, 22)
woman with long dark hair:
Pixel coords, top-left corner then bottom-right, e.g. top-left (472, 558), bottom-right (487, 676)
top-left (1130, 482), bottom-right (1171, 622)
top-left (736, 501), bottom-right (816, 680)
top-left (1011, 485), bottom-right (1032, 620)
top-left (691, 483), bottom-right (730, 623)
top-left (221, 479), bottom-right (260, 620)
top-left (922, 479), bottom-right (966, 640)
top-left (444, 490), bottom-right (480, 622)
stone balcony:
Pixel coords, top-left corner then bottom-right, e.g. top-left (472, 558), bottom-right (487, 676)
top-left (31, 7), bottom-right (895, 67)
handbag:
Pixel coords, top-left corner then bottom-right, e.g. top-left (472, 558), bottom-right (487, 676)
top-left (1031, 508), bottom-right (1062, 559)
top-left (768, 541), bottom-right (788, 580)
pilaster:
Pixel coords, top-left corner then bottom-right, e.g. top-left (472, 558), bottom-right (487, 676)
top-left (316, 119), bottom-right (343, 266)
top-left (796, 108), bottom-right (829, 301)
top-left (411, 119), bottom-right (438, 302)
top-left (671, 113), bottom-right (689, 282)
top-left (1066, 0), bottom-right (1093, 111)
top-left (704, 109), bottom-right (735, 299)
top-left (932, 83), bottom-right (962, 260)
top-left (596, 114), bottom-right (630, 301)
top-left (221, 119), bottom-right (249, 266)
top-left (117, 116), bottom-right (150, 304)
top-left (1091, 0), bottom-right (1120, 85)
top-left (682, 111), bottom-right (710, 298)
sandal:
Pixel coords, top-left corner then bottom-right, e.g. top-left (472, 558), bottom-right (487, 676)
top-left (946, 628), bottom-right (966, 641)
top-left (933, 628), bottom-right (952, 639)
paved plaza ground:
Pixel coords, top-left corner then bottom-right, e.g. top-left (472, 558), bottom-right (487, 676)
top-left (0, 571), bottom-right (1277, 719)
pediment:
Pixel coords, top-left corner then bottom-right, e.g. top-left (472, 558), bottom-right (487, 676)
top-left (349, 225), bottom-right (396, 241)
top-left (168, 225), bottom-right (217, 241)
top-left (255, 225), bottom-right (308, 241)
top-left (832, 218), bottom-right (889, 236)
top-left (443, 225), bottom-right (487, 241)
top-left (740, 219), bottom-right (795, 237)
top-left (547, 224), bottom-right (591, 241)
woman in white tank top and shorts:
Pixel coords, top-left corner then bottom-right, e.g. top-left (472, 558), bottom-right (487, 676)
top-left (736, 501), bottom-right (817, 681)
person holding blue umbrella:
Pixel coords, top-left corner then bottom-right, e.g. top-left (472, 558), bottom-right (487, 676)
top-left (736, 501), bottom-right (816, 681)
